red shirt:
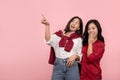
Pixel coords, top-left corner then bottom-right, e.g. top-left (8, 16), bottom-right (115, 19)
top-left (80, 40), bottom-right (105, 80)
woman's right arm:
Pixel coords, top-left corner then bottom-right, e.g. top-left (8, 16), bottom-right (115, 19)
top-left (41, 15), bottom-right (51, 41)
top-left (45, 25), bottom-right (50, 42)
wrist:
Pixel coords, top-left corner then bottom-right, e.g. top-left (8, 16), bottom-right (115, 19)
top-left (45, 25), bottom-right (50, 28)
top-left (74, 54), bottom-right (79, 60)
top-left (88, 43), bottom-right (93, 46)
top-left (46, 24), bottom-right (50, 27)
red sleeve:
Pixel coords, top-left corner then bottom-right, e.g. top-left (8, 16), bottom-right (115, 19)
top-left (87, 42), bottom-right (105, 62)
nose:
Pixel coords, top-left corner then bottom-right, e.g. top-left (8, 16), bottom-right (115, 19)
top-left (72, 23), bottom-right (75, 26)
top-left (89, 30), bottom-right (94, 34)
top-left (89, 30), bottom-right (92, 33)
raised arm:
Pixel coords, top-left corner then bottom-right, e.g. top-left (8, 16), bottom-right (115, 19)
top-left (87, 32), bottom-right (96, 56)
top-left (41, 15), bottom-right (50, 42)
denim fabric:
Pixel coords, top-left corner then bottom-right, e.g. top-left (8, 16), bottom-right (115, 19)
top-left (52, 58), bottom-right (80, 80)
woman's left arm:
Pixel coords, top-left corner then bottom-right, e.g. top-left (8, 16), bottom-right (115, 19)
top-left (66, 38), bottom-right (82, 67)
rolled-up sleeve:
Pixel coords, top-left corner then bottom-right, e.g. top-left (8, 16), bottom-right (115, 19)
top-left (45, 34), bottom-right (57, 47)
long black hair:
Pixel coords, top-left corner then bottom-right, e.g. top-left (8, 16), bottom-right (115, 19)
top-left (82, 19), bottom-right (104, 46)
top-left (64, 16), bottom-right (83, 37)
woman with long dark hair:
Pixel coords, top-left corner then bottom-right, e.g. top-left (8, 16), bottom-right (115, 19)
top-left (41, 15), bottom-right (83, 80)
top-left (80, 19), bottom-right (105, 80)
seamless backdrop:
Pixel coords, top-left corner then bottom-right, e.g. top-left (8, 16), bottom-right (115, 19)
top-left (0, 0), bottom-right (120, 80)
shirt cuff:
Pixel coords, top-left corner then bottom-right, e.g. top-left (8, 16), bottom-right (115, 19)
top-left (44, 39), bottom-right (51, 45)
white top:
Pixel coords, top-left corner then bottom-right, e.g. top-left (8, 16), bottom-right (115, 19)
top-left (46, 33), bottom-right (82, 62)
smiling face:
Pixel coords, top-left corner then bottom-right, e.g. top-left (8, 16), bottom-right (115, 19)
top-left (88, 23), bottom-right (98, 39)
top-left (69, 18), bottom-right (80, 32)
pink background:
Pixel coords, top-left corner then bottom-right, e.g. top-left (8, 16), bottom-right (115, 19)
top-left (0, 0), bottom-right (120, 80)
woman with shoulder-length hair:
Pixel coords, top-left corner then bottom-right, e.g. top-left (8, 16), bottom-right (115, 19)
top-left (41, 15), bottom-right (83, 80)
top-left (80, 19), bottom-right (105, 80)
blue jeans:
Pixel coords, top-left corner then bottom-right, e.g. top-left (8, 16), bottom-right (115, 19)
top-left (52, 58), bottom-right (80, 80)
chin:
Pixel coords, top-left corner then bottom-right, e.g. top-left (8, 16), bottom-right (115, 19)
top-left (70, 29), bottom-right (76, 32)
top-left (70, 30), bottom-right (76, 32)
